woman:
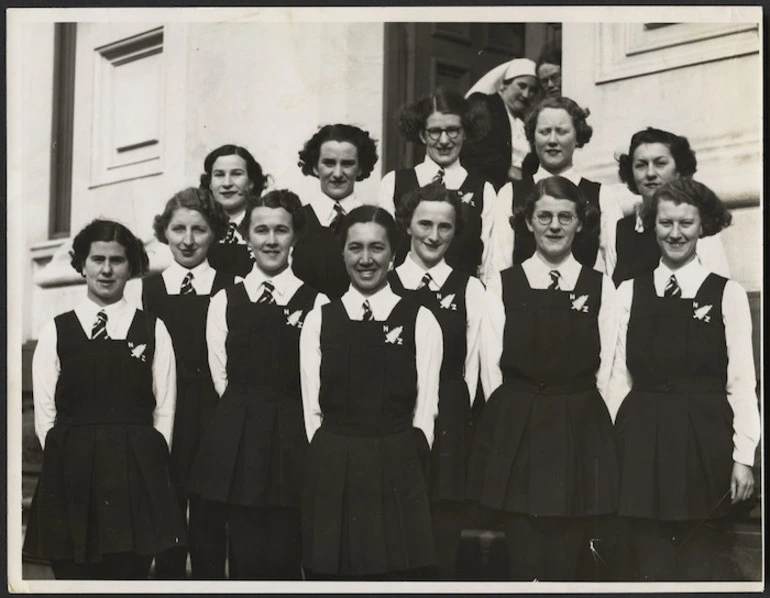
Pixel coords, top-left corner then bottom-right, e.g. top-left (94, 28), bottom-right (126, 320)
top-left (378, 87), bottom-right (496, 279)
top-left (142, 188), bottom-right (233, 579)
top-left (536, 41), bottom-right (562, 99)
top-left (604, 127), bottom-right (730, 286)
top-left (610, 178), bottom-right (759, 581)
top-left (388, 182), bottom-right (485, 579)
top-left (487, 96), bottom-right (607, 282)
top-left (24, 220), bottom-right (185, 579)
top-left (300, 206), bottom-right (442, 579)
top-left (200, 144), bottom-right (269, 278)
top-left (293, 124), bottom-right (379, 299)
top-left (468, 177), bottom-right (618, 581)
top-left (187, 189), bottom-right (325, 579)
top-left (461, 58), bottom-right (539, 190)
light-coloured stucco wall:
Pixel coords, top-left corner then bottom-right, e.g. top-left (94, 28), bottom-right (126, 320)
top-left (563, 23), bottom-right (762, 291)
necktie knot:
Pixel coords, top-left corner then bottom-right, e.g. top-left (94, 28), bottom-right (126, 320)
top-left (548, 270), bottom-right (561, 291)
top-left (418, 273), bottom-right (433, 290)
top-left (664, 274), bottom-right (682, 298)
top-left (330, 203), bottom-right (345, 232)
top-left (180, 271), bottom-right (196, 295)
top-left (258, 280), bottom-right (277, 305)
top-left (433, 168), bottom-right (446, 184)
top-left (91, 310), bottom-right (109, 340)
top-left (224, 221), bottom-right (238, 244)
top-left (362, 299), bottom-right (374, 321)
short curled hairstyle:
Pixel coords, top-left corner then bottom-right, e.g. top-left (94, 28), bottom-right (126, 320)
top-left (617, 128), bottom-right (698, 195)
top-left (297, 124), bottom-right (379, 181)
top-left (338, 205), bottom-right (398, 251)
top-left (199, 144), bottom-right (269, 194)
top-left (239, 188), bottom-right (306, 238)
top-left (639, 177), bottom-right (731, 237)
top-left (396, 86), bottom-right (489, 144)
top-left (394, 180), bottom-right (465, 237)
top-left (536, 41), bottom-right (561, 72)
top-left (510, 175), bottom-right (600, 251)
top-left (524, 96), bottom-right (593, 149)
top-left (70, 219), bottom-right (149, 278)
top-left (153, 187), bottom-right (230, 244)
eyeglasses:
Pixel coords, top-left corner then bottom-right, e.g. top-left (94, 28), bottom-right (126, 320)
top-left (539, 73), bottom-right (562, 87)
top-left (425, 126), bottom-right (463, 141)
top-left (534, 211), bottom-right (577, 226)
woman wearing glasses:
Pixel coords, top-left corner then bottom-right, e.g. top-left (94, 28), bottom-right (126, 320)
top-left (468, 176), bottom-right (619, 581)
top-left (378, 87), bottom-right (497, 279)
top-left (609, 178), bottom-right (759, 580)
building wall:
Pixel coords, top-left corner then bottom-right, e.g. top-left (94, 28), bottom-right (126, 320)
top-left (20, 21), bottom-right (385, 342)
top-left (564, 22), bottom-right (762, 291)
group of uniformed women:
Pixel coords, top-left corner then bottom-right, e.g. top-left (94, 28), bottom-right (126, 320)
top-left (25, 81), bottom-right (759, 583)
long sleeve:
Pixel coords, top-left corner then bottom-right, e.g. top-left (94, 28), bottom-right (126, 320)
top-left (378, 170), bottom-right (397, 217)
top-left (412, 306), bottom-right (443, 447)
top-left (478, 181), bottom-right (497, 281)
top-left (484, 182), bottom-right (514, 286)
top-left (596, 275), bottom-right (620, 403)
top-left (206, 289), bottom-right (229, 397)
top-left (463, 277), bottom-right (485, 402)
top-left (299, 304), bottom-right (324, 442)
top-left (698, 233), bottom-right (731, 279)
top-left (722, 280), bottom-right (760, 466)
top-left (31, 321), bottom-right (60, 449)
top-left (151, 318), bottom-right (177, 449)
top-left (606, 281), bottom-right (634, 421)
top-left (479, 276), bottom-right (505, 399)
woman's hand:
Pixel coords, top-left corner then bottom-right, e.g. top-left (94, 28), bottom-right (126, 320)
top-left (730, 462), bottom-right (755, 504)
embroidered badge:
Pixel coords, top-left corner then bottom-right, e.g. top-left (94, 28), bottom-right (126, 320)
top-left (383, 325), bottom-right (404, 345)
top-left (284, 308), bottom-right (304, 329)
top-left (693, 302), bottom-right (713, 323)
top-left (569, 293), bottom-right (590, 313)
top-left (127, 342), bottom-right (147, 362)
top-left (437, 292), bottom-right (458, 311)
top-left (460, 191), bottom-right (475, 208)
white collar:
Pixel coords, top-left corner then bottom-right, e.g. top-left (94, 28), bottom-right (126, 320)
top-left (310, 189), bottom-right (363, 225)
top-left (166, 258), bottom-right (212, 279)
top-left (397, 254), bottom-right (452, 290)
top-left (533, 165), bottom-right (582, 186)
top-left (524, 252), bottom-right (582, 289)
top-left (229, 210), bottom-right (246, 226)
top-left (243, 264), bottom-right (297, 299)
top-left (77, 295), bottom-right (131, 319)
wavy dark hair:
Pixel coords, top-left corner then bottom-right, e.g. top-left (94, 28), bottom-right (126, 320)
top-left (522, 96), bottom-right (592, 177)
top-left (239, 188), bottom-right (306, 238)
top-left (199, 144), bottom-right (269, 194)
top-left (153, 187), bottom-right (230, 244)
top-left (394, 180), bottom-right (465, 236)
top-left (339, 205), bottom-right (398, 251)
top-left (70, 219), bottom-right (149, 277)
top-left (396, 86), bottom-right (489, 144)
top-left (640, 177), bottom-right (731, 237)
top-left (510, 175), bottom-right (600, 253)
top-left (536, 41), bottom-right (561, 71)
top-left (297, 124), bottom-right (379, 181)
top-left (617, 127), bottom-right (697, 195)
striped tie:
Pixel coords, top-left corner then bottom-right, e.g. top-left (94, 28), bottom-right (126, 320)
top-left (91, 310), bottom-right (109, 340)
top-left (258, 280), bottom-right (277, 305)
top-left (223, 221), bottom-right (238, 244)
top-left (362, 299), bottom-right (374, 321)
top-left (180, 272), bottom-right (196, 296)
top-left (330, 203), bottom-right (345, 233)
top-left (418, 273), bottom-right (433, 290)
top-left (548, 270), bottom-right (561, 290)
top-left (664, 274), bottom-right (682, 298)
top-left (433, 168), bottom-right (445, 184)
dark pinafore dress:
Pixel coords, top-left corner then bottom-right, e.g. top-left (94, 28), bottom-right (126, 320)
top-left (208, 241), bottom-right (254, 278)
top-left (616, 273), bottom-right (733, 521)
top-left (302, 299), bottom-right (435, 576)
top-left (187, 282), bottom-right (317, 508)
top-left (292, 205), bottom-right (350, 299)
top-left (511, 177), bottom-right (601, 269)
top-left (612, 215), bottom-right (661, 287)
top-left (141, 270), bottom-right (234, 497)
top-left (23, 310), bottom-right (186, 564)
top-left (392, 169), bottom-right (486, 276)
top-left (467, 266), bottom-right (618, 517)
top-left (389, 270), bottom-right (473, 503)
